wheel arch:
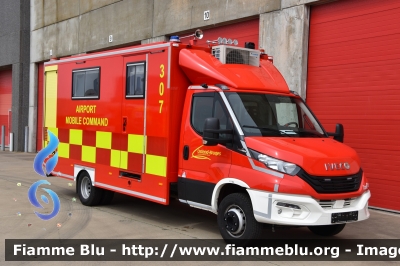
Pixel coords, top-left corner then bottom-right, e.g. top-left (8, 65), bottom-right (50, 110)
top-left (211, 178), bottom-right (250, 213)
top-left (74, 165), bottom-right (96, 194)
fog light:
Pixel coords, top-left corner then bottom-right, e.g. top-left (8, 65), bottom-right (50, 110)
top-left (276, 202), bottom-right (301, 210)
top-left (277, 209), bottom-right (282, 214)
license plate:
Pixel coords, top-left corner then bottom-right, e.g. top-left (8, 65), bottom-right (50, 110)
top-left (331, 211), bottom-right (358, 223)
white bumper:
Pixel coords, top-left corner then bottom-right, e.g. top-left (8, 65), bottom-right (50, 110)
top-left (247, 189), bottom-right (370, 226)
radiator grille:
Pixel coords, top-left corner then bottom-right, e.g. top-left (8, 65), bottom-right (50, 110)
top-left (297, 169), bottom-right (363, 193)
top-left (318, 199), bottom-right (354, 209)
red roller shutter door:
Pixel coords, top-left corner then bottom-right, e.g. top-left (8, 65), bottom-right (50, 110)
top-left (0, 69), bottom-right (12, 147)
top-left (307, 0), bottom-right (400, 211)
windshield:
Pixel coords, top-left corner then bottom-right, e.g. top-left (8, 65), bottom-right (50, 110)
top-left (225, 92), bottom-right (327, 138)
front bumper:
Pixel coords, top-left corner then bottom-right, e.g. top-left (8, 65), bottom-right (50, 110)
top-left (247, 189), bottom-right (370, 226)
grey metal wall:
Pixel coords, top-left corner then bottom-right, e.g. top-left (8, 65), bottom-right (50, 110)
top-left (0, 0), bottom-right (30, 152)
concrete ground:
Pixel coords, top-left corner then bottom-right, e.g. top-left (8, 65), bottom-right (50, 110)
top-left (0, 151), bottom-right (399, 266)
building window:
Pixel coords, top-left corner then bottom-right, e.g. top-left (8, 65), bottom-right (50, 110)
top-left (126, 62), bottom-right (145, 98)
top-left (72, 68), bottom-right (100, 99)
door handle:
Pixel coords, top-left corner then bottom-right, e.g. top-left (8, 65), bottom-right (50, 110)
top-left (123, 117), bottom-right (127, 132)
top-left (183, 145), bottom-right (189, 160)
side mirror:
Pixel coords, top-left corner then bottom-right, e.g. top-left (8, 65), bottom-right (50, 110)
top-left (202, 118), bottom-right (220, 146)
top-left (327, 123), bottom-right (344, 143)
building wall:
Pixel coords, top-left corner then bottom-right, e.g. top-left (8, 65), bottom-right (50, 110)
top-left (30, 0), bottom-right (282, 62)
top-left (30, 0), bottom-right (325, 150)
top-left (0, 0), bottom-right (30, 151)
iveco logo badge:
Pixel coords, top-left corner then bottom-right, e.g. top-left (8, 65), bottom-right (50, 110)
top-left (324, 162), bottom-right (350, 171)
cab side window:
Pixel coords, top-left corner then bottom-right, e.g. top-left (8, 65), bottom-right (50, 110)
top-left (191, 95), bottom-right (213, 134)
top-left (191, 93), bottom-right (233, 136)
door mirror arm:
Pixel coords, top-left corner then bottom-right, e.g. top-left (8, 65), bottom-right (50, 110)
top-left (202, 118), bottom-right (233, 146)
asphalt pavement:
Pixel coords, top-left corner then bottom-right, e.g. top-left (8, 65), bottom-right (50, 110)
top-left (0, 151), bottom-right (399, 265)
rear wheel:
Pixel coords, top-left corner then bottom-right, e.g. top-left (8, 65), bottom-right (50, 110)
top-left (217, 193), bottom-right (263, 246)
top-left (308, 223), bottom-right (346, 236)
top-left (77, 172), bottom-right (103, 206)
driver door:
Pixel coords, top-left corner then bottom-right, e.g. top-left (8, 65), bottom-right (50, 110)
top-left (180, 91), bottom-right (233, 206)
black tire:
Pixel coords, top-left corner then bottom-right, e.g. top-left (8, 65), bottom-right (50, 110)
top-left (308, 223), bottom-right (346, 236)
top-left (100, 190), bottom-right (115, 205)
top-left (217, 193), bottom-right (263, 246)
top-left (77, 172), bottom-right (103, 206)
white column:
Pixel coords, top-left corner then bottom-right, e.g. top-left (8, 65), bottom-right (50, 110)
top-left (28, 63), bottom-right (38, 152)
top-left (260, 5), bottom-right (310, 99)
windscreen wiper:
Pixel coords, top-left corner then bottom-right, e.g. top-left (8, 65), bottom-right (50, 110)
top-left (296, 129), bottom-right (324, 138)
top-left (242, 125), bottom-right (288, 135)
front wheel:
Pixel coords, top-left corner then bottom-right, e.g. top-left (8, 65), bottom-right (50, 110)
top-left (77, 172), bottom-right (103, 206)
top-left (217, 193), bottom-right (263, 246)
top-left (308, 223), bottom-right (346, 236)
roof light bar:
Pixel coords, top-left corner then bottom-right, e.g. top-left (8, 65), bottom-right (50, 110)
top-left (206, 37), bottom-right (238, 46)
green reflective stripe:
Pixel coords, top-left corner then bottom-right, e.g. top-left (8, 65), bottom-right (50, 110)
top-left (96, 131), bottom-right (112, 149)
top-left (81, 145), bottom-right (96, 163)
top-left (58, 143), bottom-right (69, 158)
top-left (120, 151), bottom-right (128, 169)
top-left (70, 129), bottom-right (82, 145)
top-left (128, 134), bottom-right (145, 154)
top-left (145, 154), bottom-right (167, 177)
top-left (47, 127), bottom-right (58, 137)
top-left (44, 67), bottom-right (58, 128)
top-left (110, 149), bottom-right (120, 168)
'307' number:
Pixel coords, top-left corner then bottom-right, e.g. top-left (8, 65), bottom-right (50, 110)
top-left (159, 64), bottom-right (165, 113)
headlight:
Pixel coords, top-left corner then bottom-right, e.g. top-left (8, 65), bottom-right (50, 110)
top-left (250, 149), bottom-right (300, 176)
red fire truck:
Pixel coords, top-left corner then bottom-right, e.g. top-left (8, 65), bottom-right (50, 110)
top-left (42, 31), bottom-right (370, 244)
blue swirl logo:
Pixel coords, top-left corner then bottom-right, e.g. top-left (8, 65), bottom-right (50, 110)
top-left (33, 130), bottom-right (59, 177)
top-left (28, 180), bottom-right (60, 220)
top-left (31, 130), bottom-right (61, 220)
